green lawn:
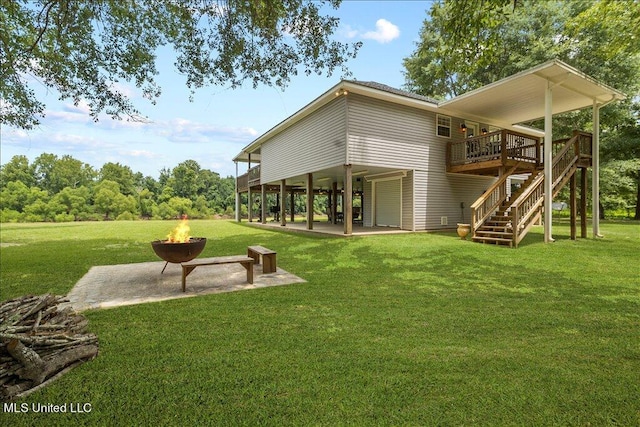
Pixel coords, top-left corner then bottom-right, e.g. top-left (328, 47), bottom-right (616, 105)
top-left (1, 220), bottom-right (639, 425)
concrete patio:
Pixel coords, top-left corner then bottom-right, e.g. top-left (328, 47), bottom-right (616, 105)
top-left (64, 260), bottom-right (305, 312)
top-left (244, 219), bottom-right (411, 236)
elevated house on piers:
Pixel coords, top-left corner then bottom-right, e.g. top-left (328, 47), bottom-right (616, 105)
top-left (233, 60), bottom-right (625, 247)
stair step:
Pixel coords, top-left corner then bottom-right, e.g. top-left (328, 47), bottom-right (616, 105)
top-left (472, 237), bottom-right (513, 247)
top-left (472, 236), bottom-right (513, 247)
top-left (479, 224), bottom-right (510, 230)
top-left (486, 220), bottom-right (512, 226)
top-left (475, 230), bottom-right (513, 237)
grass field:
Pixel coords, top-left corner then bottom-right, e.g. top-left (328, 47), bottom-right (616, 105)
top-left (1, 219), bottom-right (639, 425)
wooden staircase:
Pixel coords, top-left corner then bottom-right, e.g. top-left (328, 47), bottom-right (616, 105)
top-left (470, 131), bottom-right (592, 248)
top-left (473, 173), bottom-right (539, 247)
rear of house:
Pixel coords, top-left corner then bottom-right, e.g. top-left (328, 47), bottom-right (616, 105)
top-left (234, 80), bottom-right (501, 233)
top-left (234, 60), bottom-right (625, 244)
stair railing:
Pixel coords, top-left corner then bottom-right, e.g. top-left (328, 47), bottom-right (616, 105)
top-left (470, 163), bottom-right (521, 233)
top-left (510, 171), bottom-right (544, 247)
top-left (510, 133), bottom-right (583, 246)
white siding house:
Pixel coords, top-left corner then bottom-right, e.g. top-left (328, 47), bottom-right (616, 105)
top-left (234, 60), bottom-right (625, 242)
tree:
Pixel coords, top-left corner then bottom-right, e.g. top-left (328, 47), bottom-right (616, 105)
top-left (32, 153), bottom-right (95, 194)
top-left (600, 160), bottom-right (640, 218)
top-left (404, 0), bottom-right (640, 218)
top-left (1, 0), bottom-right (360, 129)
top-left (137, 188), bottom-right (156, 219)
top-left (21, 186), bottom-right (51, 221)
top-left (0, 180), bottom-right (30, 212)
top-left (100, 162), bottom-right (136, 196)
top-left (53, 186), bottom-right (91, 219)
top-left (93, 180), bottom-right (122, 219)
top-left (0, 155), bottom-right (35, 188)
top-left (172, 160), bottom-right (201, 200)
top-left (404, 1), bottom-right (640, 102)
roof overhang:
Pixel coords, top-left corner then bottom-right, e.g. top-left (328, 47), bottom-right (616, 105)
top-left (233, 59), bottom-right (626, 163)
top-left (440, 59), bottom-right (626, 125)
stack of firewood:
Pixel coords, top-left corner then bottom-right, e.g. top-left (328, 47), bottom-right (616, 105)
top-left (0, 294), bottom-right (99, 400)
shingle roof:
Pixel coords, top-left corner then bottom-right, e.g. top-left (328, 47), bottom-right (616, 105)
top-left (345, 80), bottom-right (440, 105)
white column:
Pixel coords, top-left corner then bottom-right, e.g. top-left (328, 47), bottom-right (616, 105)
top-left (544, 82), bottom-right (554, 243)
top-left (306, 173), bottom-right (313, 230)
top-left (592, 100), bottom-right (601, 237)
top-left (344, 165), bottom-right (353, 235)
top-left (235, 161), bottom-right (240, 222)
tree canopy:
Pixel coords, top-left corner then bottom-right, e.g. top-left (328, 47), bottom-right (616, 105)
top-left (0, 154), bottom-right (239, 222)
top-left (404, 0), bottom-right (640, 102)
top-left (0, 0), bottom-right (360, 129)
top-left (403, 0), bottom-right (640, 219)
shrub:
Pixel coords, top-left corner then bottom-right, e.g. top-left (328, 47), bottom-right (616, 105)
top-left (54, 213), bottom-right (75, 222)
top-left (0, 209), bottom-right (21, 223)
top-left (76, 212), bottom-right (103, 221)
top-left (116, 211), bottom-right (137, 221)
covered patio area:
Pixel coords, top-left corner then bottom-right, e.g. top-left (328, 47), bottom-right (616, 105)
top-left (236, 163), bottom-right (412, 236)
top-left (245, 219), bottom-right (410, 237)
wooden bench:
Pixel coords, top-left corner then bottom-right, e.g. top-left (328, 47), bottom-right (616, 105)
top-left (247, 246), bottom-right (277, 274)
top-left (181, 256), bottom-right (254, 292)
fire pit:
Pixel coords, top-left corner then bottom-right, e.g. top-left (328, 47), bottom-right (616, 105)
top-left (152, 237), bottom-right (207, 262)
top-left (151, 217), bottom-right (207, 273)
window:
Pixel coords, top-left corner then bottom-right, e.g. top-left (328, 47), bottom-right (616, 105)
top-left (436, 114), bottom-right (451, 138)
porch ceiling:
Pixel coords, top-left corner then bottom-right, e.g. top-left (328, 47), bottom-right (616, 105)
top-left (264, 165), bottom-right (398, 189)
top-left (440, 60), bottom-right (626, 126)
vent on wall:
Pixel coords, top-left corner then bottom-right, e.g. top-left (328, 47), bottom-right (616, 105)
top-left (440, 216), bottom-right (448, 226)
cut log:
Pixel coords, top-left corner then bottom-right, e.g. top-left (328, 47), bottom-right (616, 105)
top-left (0, 294), bottom-right (99, 401)
top-left (6, 339), bottom-right (46, 384)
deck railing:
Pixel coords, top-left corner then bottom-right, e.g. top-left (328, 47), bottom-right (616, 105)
top-left (248, 165), bottom-right (261, 186)
top-left (448, 130), bottom-right (540, 167)
top-left (236, 164), bottom-right (261, 192)
top-left (470, 163), bottom-right (521, 232)
top-left (236, 174), bottom-right (248, 192)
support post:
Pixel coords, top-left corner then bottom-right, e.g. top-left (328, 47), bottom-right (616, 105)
top-left (570, 172), bottom-right (577, 240)
top-left (332, 181), bottom-right (338, 224)
top-left (344, 165), bottom-right (353, 235)
top-left (280, 180), bottom-right (287, 226)
top-left (261, 185), bottom-right (267, 224)
top-left (248, 155), bottom-right (252, 222)
top-left (544, 82), bottom-right (554, 243)
top-left (235, 161), bottom-right (240, 222)
top-left (290, 190), bottom-right (295, 223)
top-left (306, 173), bottom-right (314, 229)
top-left (248, 187), bottom-right (253, 222)
top-left (592, 101), bottom-right (602, 237)
top-left (581, 168), bottom-right (588, 238)
top-left (235, 191), bottom-right (241, 222)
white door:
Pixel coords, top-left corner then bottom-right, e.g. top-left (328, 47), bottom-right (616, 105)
top-left (375, 179), bottom-right (401, 227)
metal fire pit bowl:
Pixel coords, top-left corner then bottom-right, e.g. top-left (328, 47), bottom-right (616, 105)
top-left (151, 237), bottom-right (207, 273)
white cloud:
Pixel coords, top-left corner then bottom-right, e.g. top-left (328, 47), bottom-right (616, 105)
top-left (362, 19), bottom-right (400, 43)
top-left (341, 19), bottom-right (400, 44)
top-left (45, 101), bottom-right (93, 123)
top-left (159, 118), bottom-right (258, 144)
top-left (118, 149), bottom-right (162, 160)
top-left (340, 24), bottom-right (359, 39)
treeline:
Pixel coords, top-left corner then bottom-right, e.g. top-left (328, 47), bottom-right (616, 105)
top-left (0, 154), bottom-right (236, 222)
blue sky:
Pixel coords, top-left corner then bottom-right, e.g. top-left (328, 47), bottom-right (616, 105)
top-left (1, 1), bottom-right (433, 179)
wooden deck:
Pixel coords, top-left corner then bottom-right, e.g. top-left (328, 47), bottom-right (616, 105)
top-left (467, 131), bottom-right (593, 247)
top-left (447, 129), bottom-right (541, 176)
